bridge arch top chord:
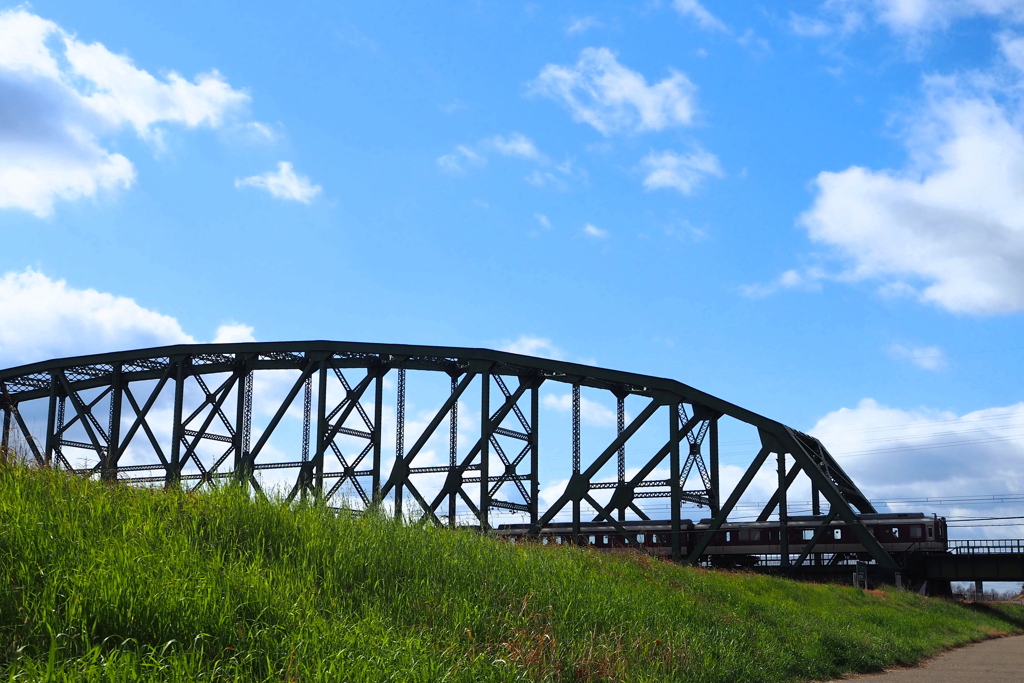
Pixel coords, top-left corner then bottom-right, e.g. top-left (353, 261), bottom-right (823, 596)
top-left (0, 340), bottom-right (891, 568)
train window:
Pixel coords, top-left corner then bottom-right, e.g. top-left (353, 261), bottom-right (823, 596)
top-left (725, 531), bottom-right (733, 542)
top-left (833, 528), bottom-right (842, 540)
top-left (637, 534), bottom-right (645, 543)
top-left (541, 537), bottom-right (548, 545)
top-left (910, 526), bottom-right (923, 539)
top-left (928, 527), bottom-right (934, 538)
top-left (602, 535), bottom-right (609, 545)
top-left (770, 530), bottom-right (778, 541)
top-left (802, 529), bottom-right (814, 541)
top-left (556, 536), bottom-right (563, 545)
top-left (588, 535), bottom-right (596, 545)
top-left (738, 529), bottom-right (749, 542)
top-left (891, 527), bottom-right (899, 538)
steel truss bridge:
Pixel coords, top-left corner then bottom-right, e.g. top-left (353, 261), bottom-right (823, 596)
top-left (0, 341), bottom-right (903, 572)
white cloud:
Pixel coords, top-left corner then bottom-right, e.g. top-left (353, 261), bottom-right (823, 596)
top-left (542, 392), bottom-right (617, 427)
top-left (0, 8), bottom-right (253, 217)
top-left (582, 223), bottom-right (609, 239)
top-left (800, 1), bottom-right (1023, 38)
top-left (0, 269), bottom-right (260, 368)
top-left (485, 133), bottom-right (542, 160)
top-left (534, 213), bottom-right (552, 230)
top-left (213, 323), bottom-right (257, 344)
top-left (1000, 31), bottom-right (1024, 72)
top-left (888, 343), bottom-right (947, 370)
top-left (530, 47), bottom-right (697, 136)
top-left (740, 268), bottom-right (825, 298)
top-left (809, 399), bottom-right (1024, 533)
top-left (0, 270), bottom-right (193, 367)
top-left (436, 145), bottom-right (485, 173)
top-left (640, 148), bottom-right (724, 194)
top-left (438, 133), bottom-right (542, 173)
top-left (499, 335), bottom-right (565, 360)
top-left (799, 53), bottom-right (1024, 314)
top-left (871, 0), bottom-right (1024, 34)
top-left (673, 0), bottom-right (729, 32)
top-left (235, 162), bottom-right (321, 204)
top-left (789, 13), bottom-right (835, 37)
top-left (566, 16), bottom-right (601, 35)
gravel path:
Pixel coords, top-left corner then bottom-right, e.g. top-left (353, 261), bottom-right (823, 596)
top-left (829, 634), bottom-right (1024, 681)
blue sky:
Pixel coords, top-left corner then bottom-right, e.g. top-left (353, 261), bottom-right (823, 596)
top-left (3, 1), bottom-right (1024, 540)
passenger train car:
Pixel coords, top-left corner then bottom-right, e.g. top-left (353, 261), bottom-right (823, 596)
top-left (497, 513), bottom-right (947, 563)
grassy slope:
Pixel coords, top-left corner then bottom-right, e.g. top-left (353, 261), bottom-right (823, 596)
top-left (2, 467), bottom-right (1023, 682)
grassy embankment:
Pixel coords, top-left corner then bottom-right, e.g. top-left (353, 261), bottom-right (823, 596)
top-left (2, 465), bottom-right (1023, 682)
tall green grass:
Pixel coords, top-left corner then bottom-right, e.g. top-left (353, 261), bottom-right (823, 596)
top-left (2, 465), bottom-right (1022, 682)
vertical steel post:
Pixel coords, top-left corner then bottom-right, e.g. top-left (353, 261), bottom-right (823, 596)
top-left (372, 370), bottom-right (383, 501)
top-left (572, 383), bottom-right (581, 540)
top-left (617, 393), bottom-right (626, 522)
top-left (301, 376), bottom-right (312, 464)
top-left (778, 451), bottom-right (789, 568)
top-left (1, 403), bottom-right (10, 457)
top-left (234, 360), bottom-right (247, 481)
top-left (709, 416), bottom-right (720, 515)
top-left (670, 402), bottom-right (682, 561)
top-left (449, 375), bottom-right (458, 527)
top-left (168, 358), bottom-right (185, 487)
top-left (811, 480), bottom-right (821, 566)
top-left (105, 365), bottom-right (123, 481)
top-left (530, 382), bottom-right (539, 526)
top-left (315, 360), bottom-right (328, 495)
top-left (395, 368), bottom-right (406, 519)
top-left (45, 372), bottom-right (58, 466)
top-left (480, 372), bottom-right (490, 530)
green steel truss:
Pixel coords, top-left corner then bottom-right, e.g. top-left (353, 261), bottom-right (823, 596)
top-left (0, 341), bottom-right (894, 569)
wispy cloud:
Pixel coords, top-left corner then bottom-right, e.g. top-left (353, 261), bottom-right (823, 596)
top-left (673, 0), bottom-right (728, 32)
top-left (437, 132), bottom-right (542, 172)
top-left (530, 47), bottom-right (697, 136)
top-left (739, 268), bottom-right (824, 298)
top-left (485, 133), bottom-right (542, 160)
top-left (436, 145), bottom-right (487, 173)
top-left (499, 335), bottom-right (565, 360)
top-left (566, 15), bottom-right (601, 35)
top-left (888, 343), bottom-right (947, 371)
top-left (641, 148), bottom-right (723, 194)
top-left (235, 162), bottom-right (322, 203)
top-left (582, 223), bottom-right (609, 239)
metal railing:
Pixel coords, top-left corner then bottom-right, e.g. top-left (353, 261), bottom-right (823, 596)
top-left (948, 539), bottom-right (1024, 554)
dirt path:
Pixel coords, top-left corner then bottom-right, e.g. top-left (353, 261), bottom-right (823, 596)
top-left (831, 634), bottom-right (1024, 681)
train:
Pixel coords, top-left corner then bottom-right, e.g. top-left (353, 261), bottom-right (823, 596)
top-left (497, 512), bottom-right (947, 565)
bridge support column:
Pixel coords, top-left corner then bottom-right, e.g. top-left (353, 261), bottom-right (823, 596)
top-left (480, 372), bottom-right (490, 530)
top-left (104, 365), bottom-right (123, 482)
top-left (709, 416), bottom-right (720, 516)
top-left (778, 451), bottom-right (789, 569)
top-left (571, 383), bottom-right (580, 541)
top-left (670, 401), bottom-right (681, 561)
top-left (372, 370), bottom-right (383, 501)
top-left (2, 401), bottom-right (10, 458)
top-left (168, 358), bottom-right (185, 488)
top-left (530, 382), bottom-right (539, 527)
